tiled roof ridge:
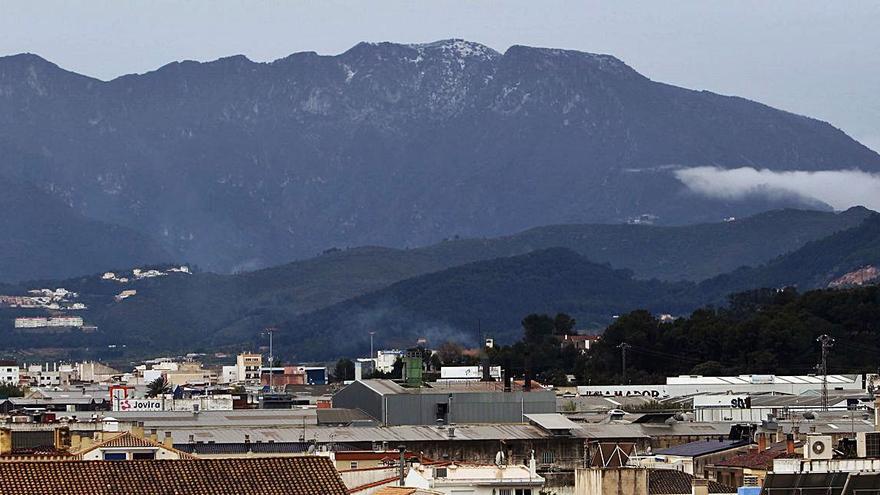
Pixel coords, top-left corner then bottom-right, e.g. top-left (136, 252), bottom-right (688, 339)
top-left (76, 431), bottom-right (198, 460)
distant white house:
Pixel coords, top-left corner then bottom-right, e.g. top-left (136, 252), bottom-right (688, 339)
top-left (115, 289), bottom-right (137, 302)
top-left (14, 316), bottom-right (84, 328)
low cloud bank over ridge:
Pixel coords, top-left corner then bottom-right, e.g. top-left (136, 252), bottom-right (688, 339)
top-left (674, 167), bottom-right (880, 211)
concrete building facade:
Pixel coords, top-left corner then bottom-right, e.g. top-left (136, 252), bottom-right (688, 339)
top-left (332, 380), bottom-right (556, 426)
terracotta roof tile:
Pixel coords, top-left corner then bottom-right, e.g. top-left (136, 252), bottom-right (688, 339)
top-left (374, 488), bottom-right (417, 495)
top-left (75, 432), bottom-right (198, 460)
top-left (716, 448), bottom-right (800, 470)
top-left (91, 432), bottom-right (160, 448)
top-left (0, 456), bottom-right (348, 495)
top-left (649, 469), bottom-right (737, 494)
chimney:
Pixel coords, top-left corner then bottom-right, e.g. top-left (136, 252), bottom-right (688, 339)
top-left (54, 426), bottom-right (71, 450)
top-left (149, 428), bottom-right (158, 442)
top-left (786, 433), bottom-right (795, 454)
top-left (757, 432), bottom-right (767, 451)
top-left (447, 426), bottom-right (455, 439)
top-left (529, 450), bottom-right (537, 477)
top-left (188, 434), bottom-right (195, 444)
top-left (398, 445), bottom-right (407, 486)
top-left (244, 434), bottom-right (250, 444)
top-left (503, 370), bottom-right (512, 393)
top-left (131, 421), bottom-right (145, 439)
top-left (0, 428), bottom-right (11, 456)
top-left (354, 361), bottom-right (362, 381)
top-left (692, 478), bottom-right (709, 495)
top-left (163, 431), bottom-right (173, 449)
top-left (481, 356), bottom-right (491, 382)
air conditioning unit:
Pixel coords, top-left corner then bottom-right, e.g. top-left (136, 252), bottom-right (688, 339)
top-left (857, 431), bottom-right (880, 458)
top-left (805, 435), bottom-right (833, 460)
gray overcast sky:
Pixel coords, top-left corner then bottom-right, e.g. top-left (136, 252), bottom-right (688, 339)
top-left (2, 1), bottom-right (878, 151)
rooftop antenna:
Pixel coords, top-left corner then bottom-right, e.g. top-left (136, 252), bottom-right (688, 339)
top-left (817, 334), bottom-right (834, 411)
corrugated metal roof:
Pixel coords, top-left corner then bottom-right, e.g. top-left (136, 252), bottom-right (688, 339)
top-left (165, 423), bottom-right (554, 444)
top-left (667, 375), bottom-right (859, 385)
top-left (108, 409), bottom-right (319, 427)
top-left (359, 380), bottom-right (409, 395)
top-left (575, 424), bottom-right (650, 439)
top-left (316, 408), bottom-right (373, 425)
top-left (525, 413), bottom-right (580, 430)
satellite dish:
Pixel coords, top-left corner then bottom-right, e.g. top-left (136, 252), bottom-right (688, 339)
top-left (495, 450), bottom-right (506, 466)
top-left (803, 411), bottom-right (816, 420)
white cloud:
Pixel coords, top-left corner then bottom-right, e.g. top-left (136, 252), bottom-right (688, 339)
top-left (674, 167), bottom-right (880, 211)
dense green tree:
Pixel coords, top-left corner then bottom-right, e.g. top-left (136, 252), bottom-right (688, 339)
top-left (0, 383), bottom-right (25, 398)
top-left (146, 376), bottom-right (171, 398)
top-left (437, 341), bottom-right (467, 365)
top-left (582, 286), bottom-right (880, 384)
top-left (333, 358), bottom-right (355, 382)
top-left (554, 313), bottom-right (577, 335)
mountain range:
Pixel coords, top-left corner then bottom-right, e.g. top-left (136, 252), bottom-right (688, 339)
top-left (2, 207), bottom-right (878, 361)
top-left (2, 40), bottom-right (879, 277)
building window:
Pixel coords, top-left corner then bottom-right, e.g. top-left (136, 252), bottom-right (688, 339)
top-left (103, 452), bottom-right (127, 461)
top-left (515, 490), bottom-right (532, 495)
top-left (349, 461), bottom-right (358, 469)
top-left (132, 452), bottom-right (155, 460)
top-left (499, 490), bottom-right (512, 495)
top-left (541, 451), bottom-right (554, 464)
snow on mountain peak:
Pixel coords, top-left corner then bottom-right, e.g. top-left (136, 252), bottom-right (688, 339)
top-left (410, 39), bottom-right (500, 61)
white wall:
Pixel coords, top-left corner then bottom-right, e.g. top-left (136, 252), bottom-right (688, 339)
top-left (0, 366), bottom-right (19, 385)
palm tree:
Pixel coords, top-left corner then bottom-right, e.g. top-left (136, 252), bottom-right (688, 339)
top-left (146, 376), bottom-right (171, 397)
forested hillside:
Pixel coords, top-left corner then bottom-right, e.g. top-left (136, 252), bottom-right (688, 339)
top-left (580, 286), bottom-right (880, 384)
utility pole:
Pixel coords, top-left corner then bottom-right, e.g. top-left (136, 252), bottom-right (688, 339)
top-left (817, 334), bottom-right (834, 411)
top-left (618, 343), bottom-right (631, 385)
top-left (265, 327), bottom-right (276, 391)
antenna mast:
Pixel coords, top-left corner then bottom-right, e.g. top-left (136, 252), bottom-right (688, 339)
top-left (817, 334), bottom-right (834, 411)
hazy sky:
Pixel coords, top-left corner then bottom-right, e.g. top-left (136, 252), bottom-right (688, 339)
top-left (2, 1), bottom-right (878, 151)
